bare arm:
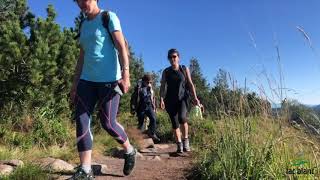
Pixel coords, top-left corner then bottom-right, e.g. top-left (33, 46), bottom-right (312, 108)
top-left (159, 70), bottom-right (167, 101)
top-left (72, 47), bottom-right (84, 86)
top-left (185, 67), bottom-right (200, 105)
top-left (70, 47), bottom-right (84, 103)
top-left (159, 70), bottom-right (167, 109)
top-left (111, 30), bottom-right (130, 93)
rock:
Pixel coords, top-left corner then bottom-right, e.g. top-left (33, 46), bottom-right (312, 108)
top-left (142, 138), bottom-right (154, 148)
top-left (48, 159), bottom-right (74, 174)
top-left (154, 144), bottom-right (170, 150)
top-left (0, 164), bottom-right (14, 176)
top-left (0, 159), bottom-right (24, 167)
top-left (159, 154), bottom-right (170, 158)
top-left (145, 156), bottom-right (161, 161)
top-left (37, 158), bottom-right (74, 174)
top-left (152, 156), bottom-right (162, 161)
top-left (139, 148), bottom-right (156, 153)
top-left (110, 147), bottom-right (125, 158)
top-left (91, 163), bottom-right (108, 175)
top-left (136, 152), bottom-right (144, 160)
top-left (37, 157), bottom-right (56, 168)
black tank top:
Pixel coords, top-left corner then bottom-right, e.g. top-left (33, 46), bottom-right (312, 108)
top-left (164, 66), bottom-right (186, 102)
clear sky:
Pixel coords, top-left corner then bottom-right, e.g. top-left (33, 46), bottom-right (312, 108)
top-left (27, 0), bottom-right (320, 105)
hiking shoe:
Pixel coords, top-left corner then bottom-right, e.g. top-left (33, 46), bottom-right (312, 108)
top-left (183, 138), bottom-right (191, 152)
top-left (176, 142), bottom-right (183, 153)
top-left (69, 167), bottom-right (94, 180)
top-left (148, 131), bottom-right (161, 143)
top-left (123, 148), bottom-right (137, 176)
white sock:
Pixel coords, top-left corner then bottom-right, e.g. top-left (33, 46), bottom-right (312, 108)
top-left (125, 144), bottom-right (134, 154)
top-left (81, 164), bottom-right (92, 174)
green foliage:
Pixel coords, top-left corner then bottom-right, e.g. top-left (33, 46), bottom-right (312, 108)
top-left (190, 117), bottom-right (319, 179)
top-left (119, 54), bottom-right (145, 112)
top-left (31, 106), bottom-right (71, 147)
top-left (1, 163), bottom-right (50, 180)
top-left (283, 99), bottom-right (320, 130)
top-left (155, 111), bottom-right (173, 142)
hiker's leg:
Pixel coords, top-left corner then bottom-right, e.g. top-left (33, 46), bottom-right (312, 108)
top-left (166, 101), bottom-right (181, 142)
top-left (169, 113), bottom-right (182, 142)
top-left (75, 80), bottom-right (98, 167)
top-left (179, 100), bottom-right (189, 139)
top-left (98, 86), bottom-right (136, 175)
top-left (145, 108), bottom-right (157, 135)
top-left (179, 100), bottom-right (191, 151)
top-left (137, 110), bottom-right (145, 131)
top-left (98, 87), bottom-right (133, 151)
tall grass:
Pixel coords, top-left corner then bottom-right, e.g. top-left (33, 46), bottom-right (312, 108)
top-left (189, 117), bottom-right (319, 179)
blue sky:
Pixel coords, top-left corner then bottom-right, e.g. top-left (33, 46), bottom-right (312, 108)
top-left (27, 0), bottom-right (320, 105)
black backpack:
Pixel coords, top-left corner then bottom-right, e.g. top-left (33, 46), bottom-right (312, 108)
top-left (130, 80), bottom-right (143, 113)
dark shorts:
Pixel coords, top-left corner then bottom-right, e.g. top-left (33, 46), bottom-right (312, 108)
top-left (165, 99), bottom-right (188, 129)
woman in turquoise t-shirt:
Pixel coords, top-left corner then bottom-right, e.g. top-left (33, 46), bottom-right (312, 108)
top-left (70, 0), bottom-right (136, 178)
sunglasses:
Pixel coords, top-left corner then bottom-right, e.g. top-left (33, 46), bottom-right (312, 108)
top-left (169, 55), bottom-right (178, 59)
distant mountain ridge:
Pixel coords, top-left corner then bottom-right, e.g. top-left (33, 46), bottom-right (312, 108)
top-left (313, 104), bottom-right (320, 112)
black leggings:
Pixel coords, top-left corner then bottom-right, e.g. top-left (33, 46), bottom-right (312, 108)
top-left (165, 100), bottom-right (188, 129)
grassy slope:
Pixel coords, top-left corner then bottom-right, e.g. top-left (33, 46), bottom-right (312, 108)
top-left (0, 111), bottom-right (320, 179)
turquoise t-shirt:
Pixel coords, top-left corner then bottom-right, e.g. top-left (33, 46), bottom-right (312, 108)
top-left (79, 10), bottom-right (122, 82)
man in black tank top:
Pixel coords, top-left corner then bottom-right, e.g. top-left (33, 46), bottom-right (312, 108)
top-left (160, 49), bottom-right (201, 153)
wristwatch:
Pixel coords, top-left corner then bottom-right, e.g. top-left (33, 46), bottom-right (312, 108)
top-left (123, 66), bottom-right (129, 70)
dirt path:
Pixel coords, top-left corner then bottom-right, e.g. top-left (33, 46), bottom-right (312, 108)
top-left (59, 143), bottom-right (194, 180)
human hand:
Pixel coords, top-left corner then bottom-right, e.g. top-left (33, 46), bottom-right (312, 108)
top-left (160, 98), bottom-right (165, 110)
top-left (70, 84), bottom-right (77, 106)
top-left (118, 77), bottom-right (131, 94)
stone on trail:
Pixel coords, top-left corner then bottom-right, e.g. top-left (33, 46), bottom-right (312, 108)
top-left (0, 164), bottom-right (14, 176)
top-left (91, 163), bottom-right (108, 175)
top-left (0, 159), bottom-right (24, 167)
top-left (37, 158), bottom-right (74, 174)
top-left (141, 138), bottom-right (154, 149)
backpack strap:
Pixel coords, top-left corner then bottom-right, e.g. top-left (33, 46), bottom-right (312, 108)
top-left (101, 11), bottom-right (115, 45)
top-left (101, 10), bottom-right (131, 68)
top-left (74, 18), bottom-right (84, 40)
top-left (180, 65), bottom-right (188, 81)
top-left (180, 65), bottom-right (191, 90)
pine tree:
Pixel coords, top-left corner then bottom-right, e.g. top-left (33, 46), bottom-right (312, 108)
top-left (188, 58), bottom-right (211, 116)
top-left (27, 5), bottom-right (65, 107)
top-left (0, 0), bottom-right (33, 108)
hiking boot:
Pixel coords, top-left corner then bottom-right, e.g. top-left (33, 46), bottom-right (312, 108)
top-left (148, 131), bottom-right (161, 143)
top-left (183, 138), bottom-right (191, 152)
top-left (123, 148), bottom-right (137, 176)
top-left (69, 167), bottom-right (94, 180)
top-left (176, 142), bottom-right (183, 153)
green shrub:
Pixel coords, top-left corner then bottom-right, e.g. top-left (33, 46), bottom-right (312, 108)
top-left (1, 164), bottom-right (50, 180)
top-left (190, 117), bottom-right (319, 179)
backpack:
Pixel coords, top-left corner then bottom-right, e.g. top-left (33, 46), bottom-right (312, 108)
top-left (130, 80), bottom-right (143, 113)
top-left (75, 11), bottom-right (130, 70)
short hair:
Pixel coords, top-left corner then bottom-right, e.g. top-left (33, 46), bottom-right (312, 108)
top-left (167, 48), bottom-right (180, 59)
top-left (142, 73), bottom-right (153, 82)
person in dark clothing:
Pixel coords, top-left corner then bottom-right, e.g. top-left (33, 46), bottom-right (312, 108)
top-left (133, 74), bottom-right (160, 142)
top-left (160, 48), bottom-right (200, 153)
